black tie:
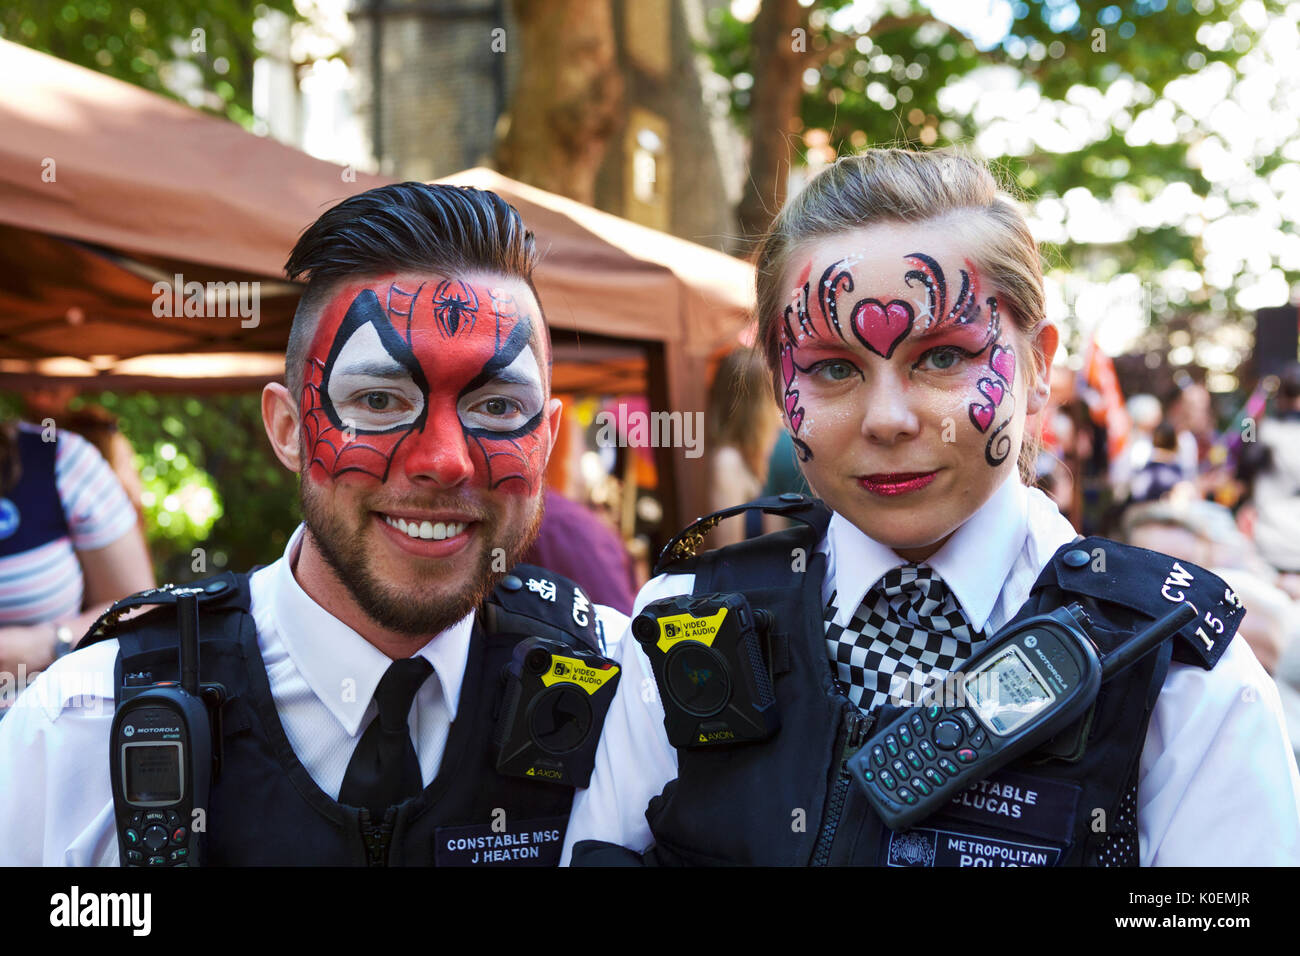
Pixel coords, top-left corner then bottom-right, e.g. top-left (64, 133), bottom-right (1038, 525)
top-left (338, 657), bottom-right (433, 817)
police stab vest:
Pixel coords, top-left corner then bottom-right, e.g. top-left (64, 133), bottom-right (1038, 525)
top-left (84, 564), bottom-right (607, 866)
top-left (574, 495), bottom-right (1242, 867)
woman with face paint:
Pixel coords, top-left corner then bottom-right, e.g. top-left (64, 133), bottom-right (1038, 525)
top-left (567, 149), bottom-right (1300, 867)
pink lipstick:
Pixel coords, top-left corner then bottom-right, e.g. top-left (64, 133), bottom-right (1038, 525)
top-left (858, 472), bottom-right (937, 496)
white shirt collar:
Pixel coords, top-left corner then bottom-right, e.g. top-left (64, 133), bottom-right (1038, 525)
top-left (825, 476), bottom-right (1029, 634)
top-left (270, 524), bottom-right (475, 736)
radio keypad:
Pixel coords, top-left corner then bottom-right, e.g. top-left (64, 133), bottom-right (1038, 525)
top-left (932, 720), bottom-right (963, 750)
top-left (861, 702), bottom-right (991, 818)
top-left (121, 809), bottom-right (193, 867)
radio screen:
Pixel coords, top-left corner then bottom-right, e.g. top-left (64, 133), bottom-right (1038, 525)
top-left (125, 742), bottom-right (183, 804)
top-left (966, 646), bottom-right (1054, 735)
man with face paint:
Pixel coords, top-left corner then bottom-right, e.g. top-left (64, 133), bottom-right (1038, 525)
top-left (0, 183), bottom-right (644, 867)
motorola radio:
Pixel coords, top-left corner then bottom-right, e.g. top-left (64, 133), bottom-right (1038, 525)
top-left (109, 590), bottom-right (219, 867)
top-left (632, 592), bottom-right (779, 748)
top-left (848, 601), bottom-right (1197, 831)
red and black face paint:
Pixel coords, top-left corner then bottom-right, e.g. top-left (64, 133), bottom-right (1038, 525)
top-left (300, 276), bottom-right (549, 492)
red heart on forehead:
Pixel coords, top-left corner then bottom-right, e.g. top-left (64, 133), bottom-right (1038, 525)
top-left (978, 377), bottom-right (1004, 405)
top-left (850, 298), bottom-right (915, 359)
top-left (969, 401), bottom-right (995, 433)
top-left (990, 345), bottom-right (1015, 384)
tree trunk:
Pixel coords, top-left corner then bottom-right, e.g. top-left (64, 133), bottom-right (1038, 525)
top-left (495, 0), bottom-right (623, 206)
top-left (736, 0), bottom-right (808, 247)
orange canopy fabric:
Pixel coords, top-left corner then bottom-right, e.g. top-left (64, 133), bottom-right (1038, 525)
top-left (0, 40), bottom-right (754, 366)
top-left (0, 40), bottom-right (758, 531)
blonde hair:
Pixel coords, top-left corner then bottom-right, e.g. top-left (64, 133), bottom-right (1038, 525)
top-left (753, 147), bottom-right (1047, 483)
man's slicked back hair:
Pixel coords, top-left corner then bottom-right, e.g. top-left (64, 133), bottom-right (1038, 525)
top-left (282, 182), bottom-right (540, 399)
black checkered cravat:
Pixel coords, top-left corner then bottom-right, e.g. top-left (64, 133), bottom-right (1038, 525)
top-left (824, 564), bottom-right (987, 713)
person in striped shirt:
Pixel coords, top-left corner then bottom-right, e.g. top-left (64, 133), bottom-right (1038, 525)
top-left (0, 419), bottom-right (153, 699)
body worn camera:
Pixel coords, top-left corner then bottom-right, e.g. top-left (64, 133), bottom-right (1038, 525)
top-left (632, 592), bottom-right (778, 748)
top-left (109, 590), bottom-right (220, 867)
top-left (494, 636), bottom-right (620, 787)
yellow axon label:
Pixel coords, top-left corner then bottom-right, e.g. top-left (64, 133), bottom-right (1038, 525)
top-left (697, 729), bottom-right (735, 744)
top-left (540, 655), bottom-right (620, 694)
top-left (525, 767), bottom-right (565, 780)
top-left (654, 608), bottom-right (729, 653)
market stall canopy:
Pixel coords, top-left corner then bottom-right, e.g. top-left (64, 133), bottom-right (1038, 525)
top-left (0, 39), bottom-right (755, 383)
top-left (437, 168), bottom-right (754, 357)
top-left (0, 40), bottom-right (757, 533)
top-left (0, 37), bottom-right (390, 369)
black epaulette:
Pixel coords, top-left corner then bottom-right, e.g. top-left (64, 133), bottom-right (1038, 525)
top-left (655, 493), bottom-right (831, 575)
top-left (482, 564), bottom-right (607, 654)
top-left (1035, 537), bottom-right (1244, 670)
top-left (79, 572), bottom-right (249, 649)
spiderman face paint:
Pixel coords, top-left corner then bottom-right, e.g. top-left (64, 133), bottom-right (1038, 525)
top-left (774, 222), bottom-right (1045, 562)
top-left (301, 275), bottom-right (549, 493)
top-left (292, 272), bottom-right (555, 637)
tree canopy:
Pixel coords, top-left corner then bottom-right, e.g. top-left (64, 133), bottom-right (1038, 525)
top-left (709, 0), bottom-right (1297, 374)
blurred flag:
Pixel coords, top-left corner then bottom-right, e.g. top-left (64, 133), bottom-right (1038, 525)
top-left (1079, 331), bottom-right (1130, 462)
top-left (1213, 375), bottom-right (1276, 472)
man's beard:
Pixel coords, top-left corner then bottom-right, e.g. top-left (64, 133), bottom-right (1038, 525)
top-left (299, 479), bottom-right (545, 637)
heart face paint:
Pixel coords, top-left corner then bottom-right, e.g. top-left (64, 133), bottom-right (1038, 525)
top-left (770, 222), bottom-right (1037, 561)
top-left (300, 275), bottom-right (549, 493)
top-left (777, 245), bottom-right (1017, 470)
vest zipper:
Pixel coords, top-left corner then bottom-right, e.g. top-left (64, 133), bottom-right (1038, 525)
top-left (358, 808), bottom-right (395, 866)
top-left (810, 708), bottom-right (873, 866)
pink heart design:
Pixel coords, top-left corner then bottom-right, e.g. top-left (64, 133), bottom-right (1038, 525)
top-left (786, 395), bottom-right (803, 433)
top-left (969, 402), bottom-right (995, 432)
top-left (851, 298), bottom-right (915, 359)
top-left (781, 343), bottom-right (795, 382)
top-left (978, 377), bottom-right (1004, 405)
top-left (990, 345), bottom-right (1015, 384)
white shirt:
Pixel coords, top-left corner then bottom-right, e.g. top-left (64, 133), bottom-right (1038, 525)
top-left (564, 477), bottom-right (1300, 865)
top-left (0, 524), bottom-right (628, 866)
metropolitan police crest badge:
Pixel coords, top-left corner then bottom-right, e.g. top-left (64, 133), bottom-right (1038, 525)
top-left (887, 830), bottom-right (937, 867)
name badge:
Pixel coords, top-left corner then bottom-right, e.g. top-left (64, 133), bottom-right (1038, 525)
top-left (886, 827), bottom-right (1062, 867)
top-left (434, 816), bottom-right (568, 867)
top-left (934, 769), bottom-right (1080, 843)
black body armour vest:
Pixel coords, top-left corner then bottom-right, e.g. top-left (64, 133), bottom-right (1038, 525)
top-left (86, 564), bottom-right (606, 866)
top-left (574, 495), bottom-right (1243, 867)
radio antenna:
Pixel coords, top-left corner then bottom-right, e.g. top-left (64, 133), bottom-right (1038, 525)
top-left (1101, 602), bottom-right (1197, 682)
top-left (177, 589), bottom-right (201, 696)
